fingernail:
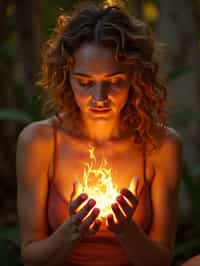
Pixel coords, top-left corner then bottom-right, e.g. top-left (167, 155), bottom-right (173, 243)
top-left (88, 199), bottom-right (96, 206)
top-left (81, 193), bottom-right (87, 200)
top-left (118, 196), bottom-right (123, 202)
top-left (112, 203), bottom-right (117, 210)
top-left (120, 188), bottom-right (127, 194)
top-left (94, 208), bottom-right (100, 215)
top-left (135, 176), bottom-right (140, 183)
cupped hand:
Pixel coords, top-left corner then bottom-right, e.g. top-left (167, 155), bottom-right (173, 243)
top-left (107, 177), bottom-right (139, 236)
top-left (68, 182), bottom-right (101, 239)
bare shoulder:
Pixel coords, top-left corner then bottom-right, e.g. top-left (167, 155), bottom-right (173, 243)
top-left (16, 117), bottom-right (57, 193)
top-left (17, 117), bottom-right (54, 148)
top-left (161, 126), bottom-right (182, 144)
top-left (16, 117), bottom-right (56, 176)
top-left (152, 126), bottom-right (183, 158)
top-left (150, 126), bottom-right (183, 191)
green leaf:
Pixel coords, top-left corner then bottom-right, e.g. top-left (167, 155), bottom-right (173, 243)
top-left (0, 109), bottom-right (33, 123)
top-left (0, 44), bottom-right (16, 61)
top-left (0, 227), bottom-right (22, 266)
top-left (0, 226), bottom-right (20, 242)
top-left (167, 66), bottom-right (193, 82)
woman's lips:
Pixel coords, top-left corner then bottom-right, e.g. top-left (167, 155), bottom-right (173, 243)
top-left (90, 108), bottom-right (111, 114)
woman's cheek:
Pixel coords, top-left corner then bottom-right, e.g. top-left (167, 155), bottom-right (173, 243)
top-left (110, 86), bottom-right (129, 103)
top-left (72, 86), bottom-right (90, 110)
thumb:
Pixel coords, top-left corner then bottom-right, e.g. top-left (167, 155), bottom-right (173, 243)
top-left (129, 176), bottom-right (140, 196)
top-left (70, 181), bottom-right (76, 202)
top-left (70, 180), bottom-right (82, 201)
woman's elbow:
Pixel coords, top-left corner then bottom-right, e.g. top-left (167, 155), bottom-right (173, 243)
top-left (21, 244), bottom-right (43, 266)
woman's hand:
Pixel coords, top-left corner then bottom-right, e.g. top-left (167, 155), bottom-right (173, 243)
top-left (107, 177), bottom-right (139, 237)
top-left (68, 182), bottom-right (101, 240)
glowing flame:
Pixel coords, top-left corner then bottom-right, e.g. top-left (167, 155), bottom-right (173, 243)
top-left (78, 145), bottom-right (137, 219)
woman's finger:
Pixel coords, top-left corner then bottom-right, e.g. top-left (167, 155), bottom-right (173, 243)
top-left (68, 192), bottom-right (88, 216)
top-left (107, 214), bottom-right (119, 233)
top-left (70, 181), bottom-right (82, 201)
top-left (79, 207), bottom-right (100, 232)
top-left (116, 194), bottom-right (133, 219)
top-left (70, 181), bottom-right (76, 201)
top-left (71, 198), bottom-right (96, 224)
top-left (88, 219), bottom-right (101, 235)
top-left (120, 188), bottom-right (138, 208)
top-left (111, 203), bottom-right (125, 224)
top-left (129, 176), bottom-right (140, 196)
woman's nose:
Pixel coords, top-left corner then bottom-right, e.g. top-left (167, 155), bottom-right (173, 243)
top-left (92, 83), bottom-right (108, 102)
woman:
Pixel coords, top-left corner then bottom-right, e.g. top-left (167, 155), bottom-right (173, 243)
top-left (16, 2), bottom-right (182, 266)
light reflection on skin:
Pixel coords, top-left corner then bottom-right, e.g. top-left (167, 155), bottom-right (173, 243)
top-left (69, 42), bottom-right (132, 143)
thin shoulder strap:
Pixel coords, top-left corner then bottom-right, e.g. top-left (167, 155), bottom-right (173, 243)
top-left (51, 114), bottom-right (61, 184)
top-left (143, 144), bottom-right (147, 185)
top-left (137, 143), bottom-right (146, 199)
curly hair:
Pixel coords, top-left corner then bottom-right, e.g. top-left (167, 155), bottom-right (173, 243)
top-left (36, 1), bottom-right (168, 150)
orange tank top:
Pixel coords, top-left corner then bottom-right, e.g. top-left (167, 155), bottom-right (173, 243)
top-left (47, 116), bottom-right (152, 266)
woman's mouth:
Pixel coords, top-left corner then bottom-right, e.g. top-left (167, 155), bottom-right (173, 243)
top-left (90, 108), bottom-right (111, 114)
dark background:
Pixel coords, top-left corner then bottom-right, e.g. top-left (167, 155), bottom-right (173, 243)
top-left (0, 0), bottom-right (200, 265)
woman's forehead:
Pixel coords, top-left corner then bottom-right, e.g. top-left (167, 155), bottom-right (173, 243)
top-left (74, 42), bottom-right (115, 57)
top-left (72, 43), bottom-right (126, 76)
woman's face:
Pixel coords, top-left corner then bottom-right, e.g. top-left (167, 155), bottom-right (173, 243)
top-left (69, 42), bottom-right (131, 122)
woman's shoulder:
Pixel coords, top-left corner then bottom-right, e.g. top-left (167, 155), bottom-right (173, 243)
top-left (16, 118), bottom-right (56, 185)
top-left (147, 127), bottom-right (183, 190)
top-left (17, 116), bottom-right (55, 149)
top-left (159, 126), bottom-right (182, 149)
top-left (149, 126), bottom-right (183, 160)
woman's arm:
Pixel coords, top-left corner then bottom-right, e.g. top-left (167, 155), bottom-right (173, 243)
top-left (21, 221), bottom-right (79, 266)
top-left (17, 122), bottom-right (79, 266)
top-left (182, 255), bottom-right (200, 266)
top-left (116, 127), bottom-right (182, 266)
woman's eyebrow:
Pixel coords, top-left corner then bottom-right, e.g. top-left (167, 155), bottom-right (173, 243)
top-left (72, 71), bottom-right (126, 78)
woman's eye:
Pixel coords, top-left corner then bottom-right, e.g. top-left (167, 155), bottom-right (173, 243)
top-left (111, 79), bottom-right (125, 85)
top-left (77, 79), bottom-right (126, 87)
top-left (78, 80), bottom-right (94, 87)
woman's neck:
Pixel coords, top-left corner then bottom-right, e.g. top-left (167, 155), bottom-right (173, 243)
top-left (58, 112), bottom-right (137, 155)
top-left (59, 112), bottom-right (132, 146)
top-left (81, 116), bottom-right (121, 144)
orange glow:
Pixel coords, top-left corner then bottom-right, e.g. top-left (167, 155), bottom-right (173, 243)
top-left (78, 145), bottom-right (137, 220)
top-left (103, 0), bottom-right (124, 8)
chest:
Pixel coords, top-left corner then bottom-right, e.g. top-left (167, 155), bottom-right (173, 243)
top-left (48, 135), bottom-right (155, 234)
top-left (51, 142), bottom-right (153, 201)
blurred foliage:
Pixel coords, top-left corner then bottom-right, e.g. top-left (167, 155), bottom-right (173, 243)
top-left (168, 67), bottom-right (200, 264)
top-left (0, 227), bottom-right (22, 266)
top-left (0, 92), bottom-right (44, 123)
top-left (173, 162), bottom-right (200, 265)
top-left (142, 1), bottom-right (159, 22)
top-left (0, 0), bottom-right (200, 265)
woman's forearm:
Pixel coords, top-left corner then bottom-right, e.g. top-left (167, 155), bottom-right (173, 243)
top-left (117, 222), bottom-right (173, 266)
top-left (22, 221), bottom-right (78, 266)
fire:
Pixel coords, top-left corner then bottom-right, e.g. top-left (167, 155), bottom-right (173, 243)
top-left (77, 145), bottom-right (137, 219)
